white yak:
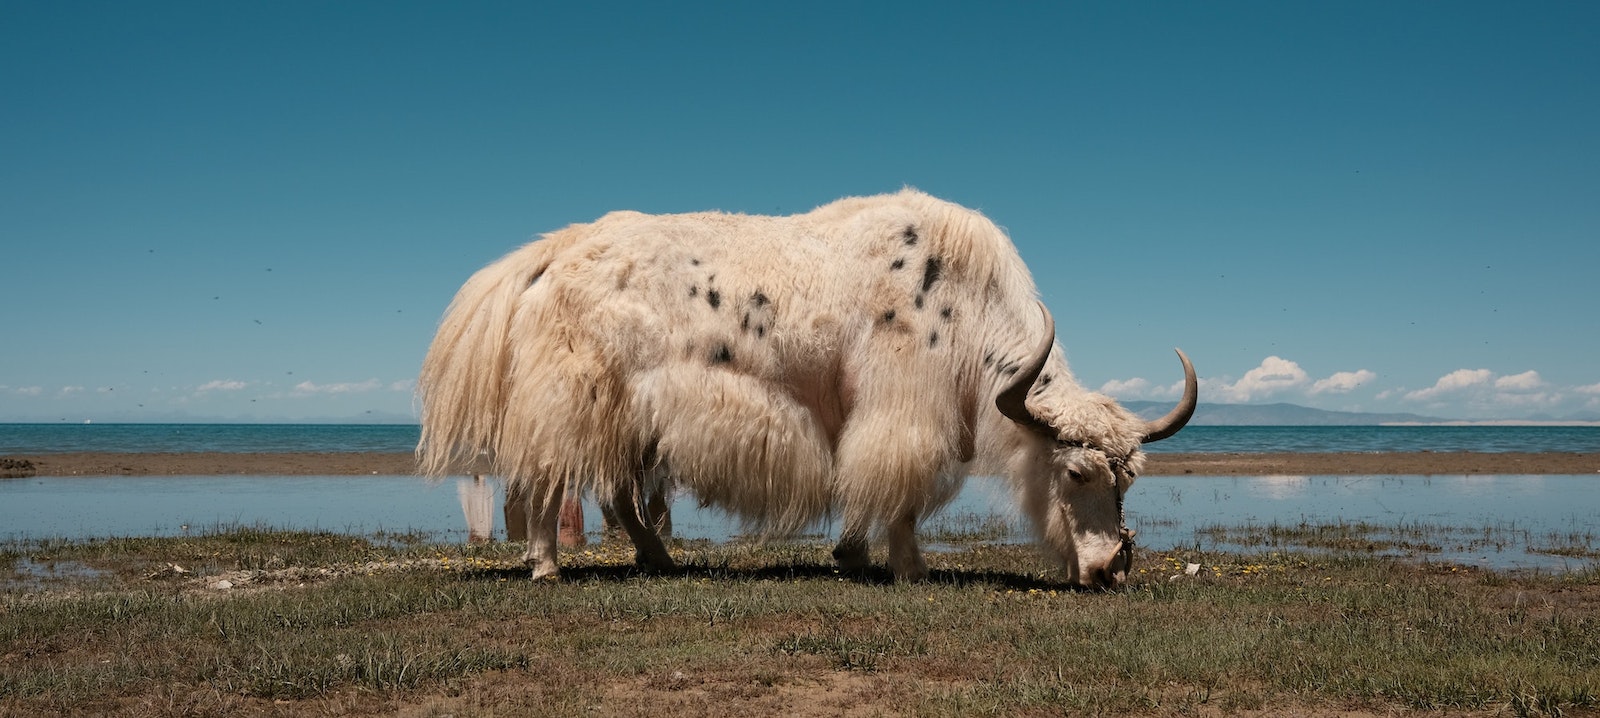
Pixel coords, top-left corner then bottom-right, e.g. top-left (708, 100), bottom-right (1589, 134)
top-left (418, 189), bottom-right (1196, 588)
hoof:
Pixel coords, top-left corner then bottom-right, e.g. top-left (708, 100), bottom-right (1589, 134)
top-left (530, 564), bottom-right (561, 581)
top-left (831, 542), bottom-right (870, 571)
top-left (635, 551), bottom-right (677, 573)
top-left (891, 566), bottom-right (929, 583)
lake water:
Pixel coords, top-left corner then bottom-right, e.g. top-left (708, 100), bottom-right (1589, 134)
top-left (2, 473), bottom-right (1595, 572)
top-left (4, 423), bottom-right (1596, 571)
top-left (5, 423), bottom-right (1600, 455)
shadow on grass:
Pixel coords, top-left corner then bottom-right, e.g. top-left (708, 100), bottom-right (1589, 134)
top-left (454, 560), bottom-right (1069, 592)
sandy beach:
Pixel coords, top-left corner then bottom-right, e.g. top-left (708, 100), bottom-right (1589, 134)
top-left (4, 450), bottom-right (1597, 477)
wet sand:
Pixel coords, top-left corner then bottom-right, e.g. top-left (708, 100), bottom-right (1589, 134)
top-left (4, 451), bottom-right (1598, 477)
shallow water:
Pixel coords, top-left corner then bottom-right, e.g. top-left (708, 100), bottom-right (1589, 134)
top-left (6, 423), bottom-right (1600, 454)
top-left (1, 474), bottom-right (1595, 572)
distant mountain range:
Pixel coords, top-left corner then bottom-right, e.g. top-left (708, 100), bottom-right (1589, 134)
top-left (1121, 401), bottom-right (1600, 426)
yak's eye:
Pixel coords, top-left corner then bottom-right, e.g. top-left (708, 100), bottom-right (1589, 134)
top-left (1067, 469), bottom-right (1085, 482)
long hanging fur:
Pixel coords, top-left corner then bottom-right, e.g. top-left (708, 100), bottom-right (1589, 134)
top-left (416, 189), bottom-right (1151, 547)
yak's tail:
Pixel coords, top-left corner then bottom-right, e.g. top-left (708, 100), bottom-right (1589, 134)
top-left (416, 233), bottom-right (577, 478)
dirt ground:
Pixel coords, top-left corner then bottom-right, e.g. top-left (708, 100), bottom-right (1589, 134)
top-left (4, 450), bottom-right (1598, 477)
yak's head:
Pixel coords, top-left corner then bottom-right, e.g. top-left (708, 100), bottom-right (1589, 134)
top-left (997, 303), bottom-right (1197, 590)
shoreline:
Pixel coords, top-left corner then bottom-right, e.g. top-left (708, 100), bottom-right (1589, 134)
top-left (4, 450), bottom-right (1598, 477)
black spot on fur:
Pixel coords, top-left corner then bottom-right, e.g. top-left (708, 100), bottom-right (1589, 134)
top-left (928, 331), bottom-right (939, 348)
top-left (939, 306), bottom-right (952, 320)
top-left (921, 257), bottom-right (943, 293)
top-left (903, 225), bottom-right (918, 245)
top-left (1040, 375), bottom-right (1053, 386)
top-left (1001, 365), bottom-right (1019, 377)
top-left (881, 309), bottom-right (896, 324)
top-left (741, 313), bottom-right (750, 331)
top-left (690, 258), bottom-right (701, 266)
top-left (756, 325), bottom-right (766, 338)
top-left (889, 258), bottom-right (905, 271)
top-left (751, 291), bottom-right (770, 307)
top-left (983, 352), bottom-right (994, 367)
top-left (688, 286), bottom-right (698, 298)
top-left (707, 289), bottom-right (721, 309)
top-left (914, 295), bottom-right (925, 310)
top-left (711, 344), bottom-right (733, 364)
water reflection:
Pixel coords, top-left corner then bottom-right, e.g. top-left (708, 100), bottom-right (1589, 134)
top-left (1251, 475), bottom-right (1311, 500)
top-left (2, 474), bottom-right (1595, 572)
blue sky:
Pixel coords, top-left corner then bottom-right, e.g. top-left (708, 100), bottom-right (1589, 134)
top-left (3, 1), bottom-right (1597, 423)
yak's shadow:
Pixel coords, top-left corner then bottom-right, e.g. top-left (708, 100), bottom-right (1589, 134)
top-left (465, 560), bottom-right (1073, 592)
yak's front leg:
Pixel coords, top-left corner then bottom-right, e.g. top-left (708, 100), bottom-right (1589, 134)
top-left (521, 480), bottom-right (565, 580)
top-left (609, 482), bottom-right (676, 572)
top-left (885, 512), bottom-right (927, 581)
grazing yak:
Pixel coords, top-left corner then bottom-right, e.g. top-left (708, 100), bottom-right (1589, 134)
top-left (418, 189), bottom-right (1196, 588)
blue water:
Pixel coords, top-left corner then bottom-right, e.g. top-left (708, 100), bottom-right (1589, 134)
top-left (3, 474), bottom-right (1595, 572)
top-left (3, 423), bottom-right (1598, 455)
top-left (0, 424), bottom-right (421, 454)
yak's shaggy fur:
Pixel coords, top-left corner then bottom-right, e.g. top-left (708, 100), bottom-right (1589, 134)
top-left (418, 189), bottom-right (1187, 585)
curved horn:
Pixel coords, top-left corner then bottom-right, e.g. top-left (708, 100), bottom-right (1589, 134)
top-left (1141, 349), bottom-right (1197, 443)
top-left (995, 301), bottom-right (1057, 438)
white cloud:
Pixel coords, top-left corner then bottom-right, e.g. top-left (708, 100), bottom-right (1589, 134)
top-left (1577, 382), bottom-right (1600, 396)
top-left (197, 379), bottom-right (249, 392)
top-left (1495, 391), bottom-right (1560, 407)
top-left (59, 386), bottom-right (85, 396)
top-left (1494, 370), bottom-right (1543, 392)
top-left (1105, 357), bottom-right (1377, 405)
top-left (1310, 369), bottom-right (1375, 395)
top-left (292, 378), bottom-right (382, 396)
top-left (1099, 377), bottom-right (1150, 398)
top-left (1405, 369), bottom-right (1492, 401)
top-left (388, 379), bottom-right (416, 392)
top-left (14, 386), bottom-right (43, 396)
top-left (1211, 356), bottom-right (1308, 402)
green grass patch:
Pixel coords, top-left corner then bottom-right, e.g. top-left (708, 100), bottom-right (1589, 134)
top-left (2, 525), bottom-right (1596, 716)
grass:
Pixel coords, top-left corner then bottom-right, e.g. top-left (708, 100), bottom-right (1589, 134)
top-left (2, 524), bottom-right (1597, 717)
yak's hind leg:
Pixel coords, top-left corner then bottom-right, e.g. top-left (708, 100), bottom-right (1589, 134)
top-left (518, 479), bottom-right (565, 580)
top-left (609, 479), bottom-right (676, 572)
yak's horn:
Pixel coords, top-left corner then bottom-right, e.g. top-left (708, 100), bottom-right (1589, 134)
top-left (1141, 349), bottom-right (1197, 443)
top-left (995, 301), bottom-right (1057, 438)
